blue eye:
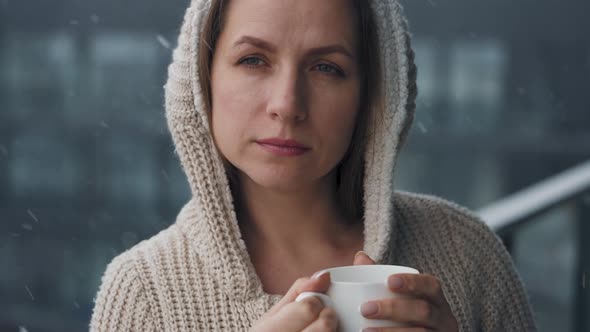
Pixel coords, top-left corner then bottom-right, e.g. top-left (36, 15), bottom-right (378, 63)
top-left (315, 63), bottom-right (344, 76)
top-left (239, 56), bottom-right (264, 67)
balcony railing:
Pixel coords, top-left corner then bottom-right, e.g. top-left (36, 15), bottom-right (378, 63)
top-left (477, 159), bottom-right (590, 332)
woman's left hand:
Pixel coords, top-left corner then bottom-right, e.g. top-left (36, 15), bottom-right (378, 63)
top-left (353, 252), bottom-right (459, 332)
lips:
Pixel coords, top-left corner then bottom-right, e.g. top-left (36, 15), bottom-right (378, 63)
top-left (256, 138), bottom-right (309, 149)
top-left (256, 138), bottom-right (311, 157)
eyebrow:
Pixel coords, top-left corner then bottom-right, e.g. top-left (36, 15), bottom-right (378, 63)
top-left (233, 35), bottom-right (355, 60)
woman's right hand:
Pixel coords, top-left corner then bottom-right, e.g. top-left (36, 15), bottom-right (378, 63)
top-left (250, 272), bottom-right (338, 332)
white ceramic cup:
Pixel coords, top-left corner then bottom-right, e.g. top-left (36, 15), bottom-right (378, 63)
top-left (295, 265), bottom-right (419, 332)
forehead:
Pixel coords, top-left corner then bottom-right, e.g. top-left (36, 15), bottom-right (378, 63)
top-left (220, 0), bottom-right (358, 49)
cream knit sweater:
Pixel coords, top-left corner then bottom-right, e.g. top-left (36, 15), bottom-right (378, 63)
top-left (90, 0), bottom-right (537, 331)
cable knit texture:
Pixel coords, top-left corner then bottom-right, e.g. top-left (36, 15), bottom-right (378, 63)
top-left (90, 0), bottom-right (537, 331)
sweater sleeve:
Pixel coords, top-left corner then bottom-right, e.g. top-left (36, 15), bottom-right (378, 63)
top-left (90, 254), bottom-right (156, 332)
top-left (391, 192), bottom-right (537, 331)
top-left (452, 209), bottom-right (538, 332)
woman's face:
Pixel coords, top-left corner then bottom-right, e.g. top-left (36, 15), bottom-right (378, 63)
top-left (210, 0), bottom-right (361, 191)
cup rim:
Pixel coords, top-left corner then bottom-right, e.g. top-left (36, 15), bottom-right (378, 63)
top-left (319, 264), bottom-right (419, 285)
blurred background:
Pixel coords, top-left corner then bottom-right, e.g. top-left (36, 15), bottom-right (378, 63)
top-left (0, 0), bottom-right (588, 331)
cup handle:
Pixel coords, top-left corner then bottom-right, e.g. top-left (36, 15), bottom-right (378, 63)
top-left (295, 292), bottom-right (334, 307)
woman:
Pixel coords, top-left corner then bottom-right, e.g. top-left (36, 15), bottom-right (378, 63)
top-left (90, 0), bottom-right (537, 331)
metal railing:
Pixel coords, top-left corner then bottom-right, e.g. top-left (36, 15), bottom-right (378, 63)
top-left (476, 159), bottom-right (590, 332)
top-left (478, 159), bottom-right (590, 233)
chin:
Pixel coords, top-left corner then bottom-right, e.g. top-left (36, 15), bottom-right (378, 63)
top-left (239, 165), bottom-right (316, 192)
top-left (250, 173), bottom-right (309, 192)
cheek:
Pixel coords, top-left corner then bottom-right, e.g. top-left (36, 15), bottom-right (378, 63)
top-left (211, 79), bottom-right (238, 153)
top-left (329, 112), bottom-right (358, 159)
top-left (210, 73), bottom-right (263, 158)
top-left (313, 87), bottom-right (360, 151)
top-left (212, 87), bottom-right (239, 133)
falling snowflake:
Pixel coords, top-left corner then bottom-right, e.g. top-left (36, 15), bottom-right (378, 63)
top-left (27, 210), bottom-right (39, 223)
top-left (161, 169), bottom-right (170, 181)
top-left (24, 285), bottom-right (35, 301)
top-left (90, 14), bottom-right (100, 24)
top-left (156, 34), bottom-right (171, 49)
top-left (417, 122), bottom-right (428, 134)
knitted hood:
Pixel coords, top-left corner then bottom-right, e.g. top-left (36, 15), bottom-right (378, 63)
top-left (164, 0), bottom-right (416, 300)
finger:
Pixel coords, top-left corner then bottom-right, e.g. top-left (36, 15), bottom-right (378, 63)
top-left (387, 274), bottom-right (444, 305)
top-left (268, 277), bottom-right (309, 314)
top-left (360, 327), bottom-right (434, 332)
top-left (271, 296), bottom-right (325, 331)
top-left (360, 297), bottom-right (437, 329)
top-left (302, 307), bottom-right (339, 332)
top-left (270, 273), bottom-right (331, 314)
top-left (353, 251), bottom-right (376, 265)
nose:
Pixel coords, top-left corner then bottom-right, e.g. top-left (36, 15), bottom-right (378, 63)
top-left (266, 68), bottom-right (308, 122)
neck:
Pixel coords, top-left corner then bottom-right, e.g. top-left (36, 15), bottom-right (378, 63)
top-left (236, 171), bottom-right (362, 261)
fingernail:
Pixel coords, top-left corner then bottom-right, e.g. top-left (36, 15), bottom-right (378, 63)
top-left (354, 251), bottom-right (367, 259)
top-left (388, 275), bottom-right (404, 289)
top-left (360, 301), bottom-right (379, 317)
top-left (311, 270), bottom-right (330, 279)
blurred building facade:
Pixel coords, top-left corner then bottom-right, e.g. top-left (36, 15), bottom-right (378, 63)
top-left (0, 0), bottom-right (589, 331)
